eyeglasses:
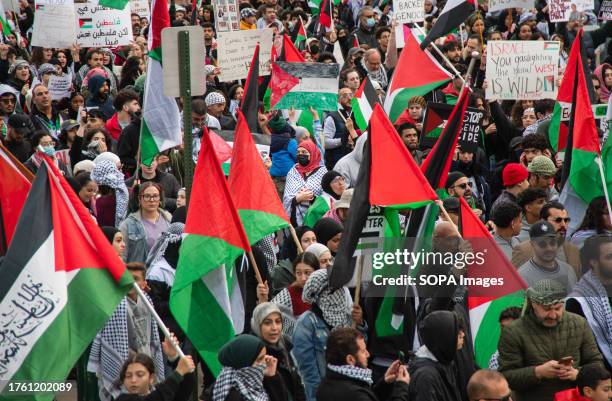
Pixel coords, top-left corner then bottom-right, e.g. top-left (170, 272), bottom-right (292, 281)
top-left (551, 217), bottom-right (571, 224)
top-left (140, 194), bottom-right (160, 201)
top-left (454, 182), bottom-right (473, 189)
top-left (481, 394), bottom-right (512, 401)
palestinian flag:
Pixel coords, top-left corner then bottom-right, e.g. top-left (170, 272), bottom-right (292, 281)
top-left (0, 0), bottom-right (13, 37)
top-left (384, 26), bottom-right (452, 123)
top-left (420, 0), bottom-right (476, 49)
top-left (0, 159), bottom-right (132, 398)
top-left (559, 30), bottom-right (603, 235)
top-left (460, 198), bottom-right (527, 368)
top-left (229, 110), bottom-right (290, 244)
top-left (330, 104), bottom-right (438, 289)
top-left (79, 18), bottom-right (93, 29)
top-left (421, 102), bottom-right (448, 144)
top-left (318, 0), bottom-right (333, 28)
top-left (0, 143), bottom-right (33, 252)
top-left (170, 127), bottom-right (252, 377)
top-left (99, 0), bottom-right (129, 10)
top-left (352, 77), bottom-right (380, 131)
top-left (308, 0), bottom-right (340, 16)
top-left (140, 0), bottom-right (182, 166)
top-left (241, 44), bottom-right (260, 134)
top-left (353, 36), bottom-right (360, 48)
top-left (261, 35), bottom-right (305, 112)
top-left (303, 193), bottom-right (334, 228)
top-left (294, 16), bottom-right (307, 48)
top-left (270, 61), bottom-right (340, 111)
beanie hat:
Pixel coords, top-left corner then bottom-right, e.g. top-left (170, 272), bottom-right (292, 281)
top-left (526, 279), bottom-right (566, 305)
top-left (445, 171), bottom-right (466, 190)
top-left (240, 7), bottom-right (256, 19)
top-left (528, 155), bottom-right (556, 176)
top-left (38, 63), bottom-right (57, 76)
top-left (407, 96), bottom-right (427, 108)
top-left (205, 91), bottom-right (226, 106)
top-left (250, 302), bottom-right (282, 338)
top-left (503, 163), bottom-right (528, 187)
top-left (218, 334), bottom-right (265, 369)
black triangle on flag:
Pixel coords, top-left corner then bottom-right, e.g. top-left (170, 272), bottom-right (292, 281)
top-left (241, 44), bottom-right (260, 133)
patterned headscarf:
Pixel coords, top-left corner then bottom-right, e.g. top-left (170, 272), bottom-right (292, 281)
top-left (145, 222), bottom-right (184, 267)
top-left (302, 269), bottom-right (351, 328)
top-left (296, 140), bottom-right (322, 176)
top-left (213, 364), bottom-right (268, 401)
top-left (91, 160), bottom-right (129, 227)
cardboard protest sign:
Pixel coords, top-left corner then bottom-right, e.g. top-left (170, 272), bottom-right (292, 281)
top-left (599, 0), bottom-right (612, 19)
top-left (548, 0), bottom-right (570, 22)
top-left (217, 29), bottom-right (273, 82)
top-left (421, 102), bottom-right (484, 153)
top-left (32, 0), bottom-right (77, 48)
top-left (129, 0), bottom-right (149, 19)
top-left (213, 0), bottom-right (239, 32)
top-left (75, 1), bottom-right (133, 47)
top-left (48, 74), bottom-right (72, 100)
top-left (271, 62), bottom-right (340, 111)
top-left (488, 0), bottom-right (534, 12)
top-left (393, 0), bottom-right (424, 24)
top-left (485, 40), bottom-right (559, 100)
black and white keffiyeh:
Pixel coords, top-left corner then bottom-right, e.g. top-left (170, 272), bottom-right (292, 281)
top-left (91, 159), bottom-right (129, 227)
top-left (145, 222), bottom-right (184, 267)
top-left (212, 364), bottom-right (268, 401)
top-left (302, 269), bottom-right (352, 329)
top-left (271, 288), bottom-right (297, 337)
top-left (360, 58), bottom-right (388, 90)
top-left (327, 364), bottom-right (373, 385)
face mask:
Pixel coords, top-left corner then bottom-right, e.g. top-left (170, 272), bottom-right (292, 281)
top-left (42, 145), bottom-right (55, 157)
top-left (297, 154), bottom-right (310, 166)
top-left (309, 44), bottom-right (319, 54)
top-left (365, 18), bottom-right (376, 28)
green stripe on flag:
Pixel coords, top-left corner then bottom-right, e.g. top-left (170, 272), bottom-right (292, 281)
top-left (140, 118), bottom-right (161, 167)
top-left (238, 209), bottom-right (289, 245)
top-left (569, 148), bottom-right (602, 204)
top-left (303, 195), bottom-right (331, 228)
top-left (388, 81), bottom-right (449, 123)
top-left (548, 102), bottom-right (563, 152)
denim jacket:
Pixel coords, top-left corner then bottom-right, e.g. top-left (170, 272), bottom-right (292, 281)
top-left (291, 311), bottom-right (329, 401)
top-left (119, 209), bottom-right (172, 263)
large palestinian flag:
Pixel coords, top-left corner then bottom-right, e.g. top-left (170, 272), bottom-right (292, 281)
top-left (420, 0), bottom-right (476, 49)
top-left (0, 159), bottom-right (132, 399)
top-left (270, 62), bottom-right (340, 111)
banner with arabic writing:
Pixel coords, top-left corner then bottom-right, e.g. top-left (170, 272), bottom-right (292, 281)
top-left (75, 0), bottom-right (132, 48)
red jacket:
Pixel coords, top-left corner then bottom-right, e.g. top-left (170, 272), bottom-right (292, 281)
top-left (553, 388), bottom-right (591, 401)
top-left (393, 111), bottom-right (416, 128)
top-left (105, 113), bottom-right (122, 141)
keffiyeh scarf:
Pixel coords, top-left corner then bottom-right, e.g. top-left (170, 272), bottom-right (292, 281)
top-left (302, 269), bottom-right (352, 329)
top-left (145, 222), bottom-right (184, 267)
top-left (360, 58), bottom-right (388, 90)
top-left (327, 364), bottom-right (373, 385)
top-left (91, 159), bottom-right (129, 227)
top-left (213, 364), bottom-right (268, 401)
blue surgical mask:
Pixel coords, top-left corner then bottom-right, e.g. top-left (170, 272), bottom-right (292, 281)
top-left (43, 145), bottom-right (55, 157)
top-left (365, 17), bottom-right (376, 28)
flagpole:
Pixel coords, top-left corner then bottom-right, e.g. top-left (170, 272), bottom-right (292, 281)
top-left (247, 250), bottom-right (264, 284)
top-left (132, 283), bottom-right (186, 358)
top-left (410, 23), bottom-right (466, 86)
top-left (436, 200), bottom-right (462, 238)
top-left (595, 156), bottom-right (612, 225)
top-left (288, 225), bottom-right (304, 253)
top-left (458, 51), bottom-right (479, 99)
top-left (351, 256), bottom-right (364, 329)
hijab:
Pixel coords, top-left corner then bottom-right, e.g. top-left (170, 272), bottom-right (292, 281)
top-left (320, 170), bottom-right (343, 200)
top-left (314, 218), bottom-right (343, 252)
top-left (295, 140), bottom-right (322, 176)
top-left (101, 226), bottom-right (119, 244)
top-left (302, 269), bottom-right (351, 329)
top-left (594, 63), bottom-right (612, 102)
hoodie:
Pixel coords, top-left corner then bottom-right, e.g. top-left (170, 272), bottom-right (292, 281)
top-left (86, 74), bottom-right (114, 121)
top-left (334, 133), bottom-right (367, 188)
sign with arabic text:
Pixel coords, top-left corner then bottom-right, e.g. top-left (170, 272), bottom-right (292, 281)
top-left (75, 1), bottom-right (133, 48)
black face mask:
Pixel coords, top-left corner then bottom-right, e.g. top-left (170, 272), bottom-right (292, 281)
top-left (309, 44), bottom-right (319, 55)
top-left (297, 154), bottom-right (310, 166)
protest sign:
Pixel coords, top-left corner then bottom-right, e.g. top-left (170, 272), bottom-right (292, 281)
top-left (393, 0), bottom-right (424, 24)
top-left (75, 1), bottom-right (133, 47)
top-left (31, 0), bottom-right (77, 48)
top-left (394, 24), bottom-right (424, 48)
top-left (129, 0), bottom-right (149, 19)
top-left (216, 29), bottom-right (273, 82)
top-left (548, 0), bottom-right (570, 22)
top-left (599, 0), bottom-right (612, 19)
top-left (421, 102), bottom-right (484, 152)
top-left (488, 0), bottom-right (533, 12)
top-left (48, 74), bottom-right (72, 100)
top-left (574, 0), bottom-right (594, 10)
top-left (485, 40), bottom-right (559, 100)
top-left (212, 0), bottom-right (239, 32)
top-left (2, 0), bottom-right (19, 12)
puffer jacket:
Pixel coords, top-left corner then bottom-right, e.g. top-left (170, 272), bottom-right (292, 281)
top-left (498, 310), bottom-right (604, 401)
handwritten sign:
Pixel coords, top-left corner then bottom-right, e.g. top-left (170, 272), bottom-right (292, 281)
top-left (31, 0), bottom-right (77, 48)
top-left (548, 0), bottom-right (570, 22)
top-left (422, 102), bottom-right (483, 152)
top-left (489, 0), bottom-right (534, 12)
top-left (217, 29), bottom-right (273, 82)
top-left (129, 0), bottom-right (149, 19)
top-left (393, 0), bottom-right (424, 24)
top-left (599, 0), bottom-right (612, 19)
top-left (48, 74), bottom-right (72, 100)
top-left (213, 0), bottom-right (239, 32)
top-left (485, 41), bottom-right (559, 100)
top-left (75, 2), bottom-right (133, 48)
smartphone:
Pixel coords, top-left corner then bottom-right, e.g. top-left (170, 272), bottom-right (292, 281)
top-left (559, 356), bottom-right (573, 366)
top-left (398, 351), bottom-right (406, 365)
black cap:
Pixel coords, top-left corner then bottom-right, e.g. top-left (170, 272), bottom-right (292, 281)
top-left (445, 171), bottom-right (466, 190)
top-left (7, 113), bottom-right (33, 134)
top-left (529, 221), bottom-right (557, 239)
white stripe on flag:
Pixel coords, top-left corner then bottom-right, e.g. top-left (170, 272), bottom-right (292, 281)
top-left (559, 184), bottom-right (587, 236)
top-left (290, 77), bottom-right (338, 94)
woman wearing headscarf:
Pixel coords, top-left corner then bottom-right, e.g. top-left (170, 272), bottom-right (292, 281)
top-left (91, 159), bottom-right (130, 228)
top-left (303, 171), bottom-right (347, 228)
top-left (272, 226), bottom-right (318, 296)
top-left (594, 63), bottom-right (612, 103)
top-left (304, 243), bottom-right (333, 270)
top-left (146, 222), bottom-right (185, 340)
top-left (283, 140), bottom-right (327, 227)
top-left (313, 218), bottom-right (343, 257)
top-left (271, 253), bottom-right (319, 337)
top-left (210, 334), bottom-right (287, 401)
top-left (424, 0), bottom-right (438, 19)
top-left (251, 303), bottom-right (306, 401)
top-left (292, 269), bottom-right (364, 401)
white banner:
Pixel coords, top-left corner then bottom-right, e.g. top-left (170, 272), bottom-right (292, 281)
top-left (74, 1), bottom-right (133, 48)
top-left (212, 0), bottom-right (239, 32)
top-left (393, 0), bottom-right (424, 24)
top-left (488, 0), bottom-right (534, 12)
top-left (216, 29), bottom-right (273, 82)
top-left (31, 0), bottom-right (77, 48)
top-left (600, 0), bottom-right (612, 20)
top-left (48, 74), bottom-right (72, 100)
top-left (548, 0), bottom-right (571, 22)
top-left (485, 41), bottom-right (560, 100)
top-left (129, 0), bottom-right (149, 19)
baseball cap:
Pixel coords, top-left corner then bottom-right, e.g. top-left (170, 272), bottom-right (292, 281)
top-left (61, 119), bottom-right (79, 132)
top-left (8, 113), bottom-right (33, 134)
top-left (529, 220), bottom-right (557, 239)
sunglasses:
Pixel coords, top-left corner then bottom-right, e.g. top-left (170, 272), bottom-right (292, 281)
top-left (454, 182), bottom-right (473, 189)
top-left (552, 217), bottom-right (571, 224)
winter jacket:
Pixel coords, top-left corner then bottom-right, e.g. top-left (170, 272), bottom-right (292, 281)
top-left (117, 117), bottom-right (141, 176)
top-left (271, 259), bottom-right (295, 297)
top-left (266, 340), bottom-right (306, 401)
top-left (498, 310), bottom-right (604, 401)
top-left (86, 74), bottom-right (115, 121)
top-left (270, 135), bottom-right (298, 177)
top-left (317, 369), bottom-right (410, 401)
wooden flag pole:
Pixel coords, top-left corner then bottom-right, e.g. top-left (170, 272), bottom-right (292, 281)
top-left (289, 225), bottom-right (304, 254)
top-left (351, 256), bottom-right (364, 328)
top-left (247, 250), bottom-right (264, 285)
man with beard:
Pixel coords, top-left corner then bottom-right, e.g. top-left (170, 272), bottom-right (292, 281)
top-left (445, 171), bottom-right (485, 218)
top-left (498, 279), bottom-right (604, 401)
top-left (105, 89), bottom-right (141, 141)
top-left (452, 147), bottom-right (491, 219)
top-left (518, 221), bottom-right (578, 293)
top-left (567, 235), bottom-right (612, 370)
top-left (442, 40), bottom-right (462, 66)
top-left (2, 113), bottom-right (33, 162)
top-left (0, 86), bottom-right (17, 124)
top-left (30, 84), bottom-right (63, 139)
top-left (512, 201), bottom-right (581, 275)
top-left (323, 87), bottom-right (358, 170)
top-left (86, 74), bottom-right (114, 120)
top-left (316, 328), bottom-right (410, 401)
top-left (397, 122), bottom-right (423, 165)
